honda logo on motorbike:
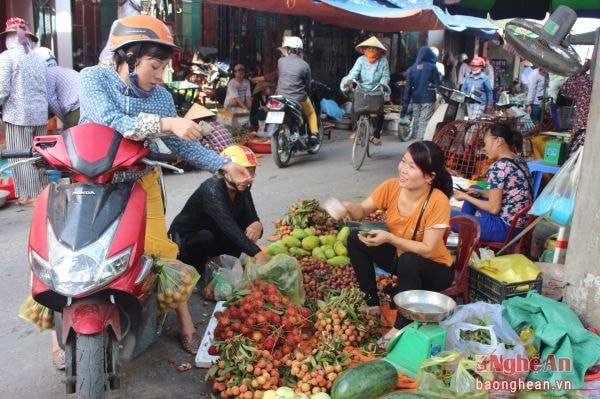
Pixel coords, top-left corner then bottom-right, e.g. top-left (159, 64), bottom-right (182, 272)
top-left (72, 190), bottom-right (96, 195)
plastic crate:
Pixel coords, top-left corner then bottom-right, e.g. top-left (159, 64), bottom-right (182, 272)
top-left (468, 266), bottom-right (542, 303)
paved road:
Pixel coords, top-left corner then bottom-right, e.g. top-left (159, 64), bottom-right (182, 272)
top-left (0, 129), bottom-right (411, 398)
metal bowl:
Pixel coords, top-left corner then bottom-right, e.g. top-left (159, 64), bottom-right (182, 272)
top-left (0, 189), bottom-right (9, 208)
top-left (393, 290), bottom-right (456, 322)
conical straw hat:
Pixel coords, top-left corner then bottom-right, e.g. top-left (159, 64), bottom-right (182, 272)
top-left (355, 36), bottom-right (387, 53)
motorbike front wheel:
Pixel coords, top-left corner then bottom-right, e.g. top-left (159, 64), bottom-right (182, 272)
top-left (397, 122), bottom-right (413, 142)
top-left (74, 333), bottom-right (108, 399)
top-left (272, 125), bottom-right (293, 168)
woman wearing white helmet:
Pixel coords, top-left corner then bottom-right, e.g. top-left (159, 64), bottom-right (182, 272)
top-left (276, 36), bottom-right (320, 146)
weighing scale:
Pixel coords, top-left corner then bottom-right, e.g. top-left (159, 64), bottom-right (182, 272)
top-left (383, 290), bottom-right (456, 378)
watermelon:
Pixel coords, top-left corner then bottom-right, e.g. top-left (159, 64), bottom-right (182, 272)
top-left (331, 359), bottom-right (398, 399)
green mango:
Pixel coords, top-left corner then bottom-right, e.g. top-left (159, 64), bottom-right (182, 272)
top-left (291, 228), bottom-right (307, 240)
top-left (282, 236), bottom-right (302, 248)
top-left (302, 236), bottom-right (321, 251)
top-left (267, 244), bottom-right (288, 255)
top-left (312, 247), bottom-right (326, 260)
top-left (334, 241), bottom-right (348, 256)
top-left (324, 248), bottom-right (336, 259)
top-left (304, 228), bottom-right (316, 236)
top-left (289, 247), bottom-right (311, 256)
top-left (319, 234), bottom-right (337, 246)
top-left (326, 256), bottom-right (351, 266)
top-left (337, 226), bottom-right (350, 244)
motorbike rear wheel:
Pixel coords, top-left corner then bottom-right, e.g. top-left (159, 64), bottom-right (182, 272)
top-left (75, 333), bottom-right (108, 399)
top-left (352, 116), bottom-right (370, 170)
top-left (272, 125), bottom-right (293, 168)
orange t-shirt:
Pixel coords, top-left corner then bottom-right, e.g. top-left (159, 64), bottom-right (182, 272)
top-left (370, 178), bottom-right (452, 266)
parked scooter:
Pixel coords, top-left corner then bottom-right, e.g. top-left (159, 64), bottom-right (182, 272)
top-left (266, 79), bottom-right (328, 168)
top-left (0, 123), bottom-right (183, 399)
top-left (185, 61), bottom-right (231, 105)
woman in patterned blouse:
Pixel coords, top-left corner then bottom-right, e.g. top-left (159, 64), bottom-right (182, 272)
top-left (79, 15), bottom-right (252, 355)
top-left (452, 124), bottom-right (533, 242)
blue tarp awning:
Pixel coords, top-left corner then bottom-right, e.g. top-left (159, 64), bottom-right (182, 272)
top-left (207, 0), bottom-right (500, 34)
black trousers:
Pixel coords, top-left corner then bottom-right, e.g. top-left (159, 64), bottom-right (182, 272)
top-left (176, 230), bottom-right (242, 277)
top-left (347, 230), bottom-right (455, 329)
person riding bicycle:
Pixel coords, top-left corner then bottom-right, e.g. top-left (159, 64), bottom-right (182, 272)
top-left (276, 36), bottom-right (319, 146)
top-left (341, 36), bottom-right (390, 146)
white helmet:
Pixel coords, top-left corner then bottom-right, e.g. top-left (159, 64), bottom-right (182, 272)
top-left (282, 36), bottom-right (303, 50)
top-left (34, 46), bottom-right (55, 62)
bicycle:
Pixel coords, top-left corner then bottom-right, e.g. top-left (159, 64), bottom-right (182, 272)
top-left (343, 81), bottom-right (387, 170)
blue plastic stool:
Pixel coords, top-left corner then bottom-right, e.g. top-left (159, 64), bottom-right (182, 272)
top-left (527, 160), bottom-right (560, 199)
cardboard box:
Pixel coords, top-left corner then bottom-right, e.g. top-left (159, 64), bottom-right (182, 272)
top-left (217, 108), bottom-right (250, 128)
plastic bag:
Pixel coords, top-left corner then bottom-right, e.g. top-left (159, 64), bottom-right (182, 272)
top-left (18, 295), bottom-right (54, 331)
top-left (416, 351), bottom-right (490, 399)
top-left (320, 98), bottom-right (344, 121)
top-left (530, 147), bottom-right (583, 226)
top-left (241, 254), bottom-right (305, 305)
top-left (154, 258), bottom-right (200, 314)
top-left (214, 272), bottom-right (234, 301)
top-left (440, 303), bottom-right (528, 380)
top-left (470, 252), bottom-right (541, 284)
top-left (201, 255), bottom-right (243, 301)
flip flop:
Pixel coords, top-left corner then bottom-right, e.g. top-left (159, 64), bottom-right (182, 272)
top-left (181, 332), bottom-right (201, 355)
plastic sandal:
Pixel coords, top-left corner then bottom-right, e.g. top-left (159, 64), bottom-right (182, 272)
top-left (370, 137), bottom-right (382, 146)
top-left (181, 333), bottom-right (201, 355)
top-left (52, 349), bottom-right (65, 370)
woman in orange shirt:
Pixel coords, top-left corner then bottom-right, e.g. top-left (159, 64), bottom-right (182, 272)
top-left (340, 141), bottom-right (454, 343)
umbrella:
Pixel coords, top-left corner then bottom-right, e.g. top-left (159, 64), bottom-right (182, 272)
top-left (437, 0), bottom-right (600, 19)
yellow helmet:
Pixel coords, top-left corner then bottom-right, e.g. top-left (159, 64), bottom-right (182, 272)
top-left (220, 145), bottom-right (259, 167)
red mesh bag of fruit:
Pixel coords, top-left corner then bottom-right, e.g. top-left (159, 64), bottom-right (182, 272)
top-left (154, 259), bottom-right (200, 314)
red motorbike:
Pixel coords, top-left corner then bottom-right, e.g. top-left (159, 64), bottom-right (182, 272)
top-left (0, 123), bottom-right (182, 398)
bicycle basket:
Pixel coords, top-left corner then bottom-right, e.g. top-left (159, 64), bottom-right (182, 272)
top-left (353, 91), bottom-right (384, 114)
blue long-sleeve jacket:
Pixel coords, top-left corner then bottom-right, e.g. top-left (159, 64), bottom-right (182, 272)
top-left (401, 47), bottom-right (441, 116)
top-left (79, 61), bottom-right (228, 172)
top-left (461, 72), bottom-right (494, 105)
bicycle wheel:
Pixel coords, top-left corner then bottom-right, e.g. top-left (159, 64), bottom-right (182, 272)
top-left (352, 116), bottom-right (370, 170)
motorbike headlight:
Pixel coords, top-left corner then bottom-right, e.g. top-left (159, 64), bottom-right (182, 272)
top-left (30, 220), bottom-right (132, 296)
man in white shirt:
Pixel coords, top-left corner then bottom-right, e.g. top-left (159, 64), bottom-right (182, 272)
top-left (526, 67), bottom-right (546, 122)
top-left (431, 47), bottom-right (445, 79)
top-left (224, 64), bottom-right (252, 110)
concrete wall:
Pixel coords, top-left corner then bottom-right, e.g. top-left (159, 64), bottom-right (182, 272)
top-left (564, 41), bottom-right (600, 329)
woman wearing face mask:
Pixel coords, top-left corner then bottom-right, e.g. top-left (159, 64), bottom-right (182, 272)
top-left (78, 15), bottom-right (252, 355)
top-left (169, 145), bottom-right (269, 280)
top-left (460, 57), bottom-right (493, 120)
top-left (0, 17), bottom-right (48, 207)
top-left (338, 141), bottom-right (454, 346)
top-left (341, 36), bottom-right (390, 146)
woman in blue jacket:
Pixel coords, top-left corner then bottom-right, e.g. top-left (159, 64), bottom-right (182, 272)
top-left (400, 47), bottom-right (442, 140)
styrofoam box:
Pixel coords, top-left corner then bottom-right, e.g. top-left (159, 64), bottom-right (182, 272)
top-left (195, 301), bottom-right (226, 368)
